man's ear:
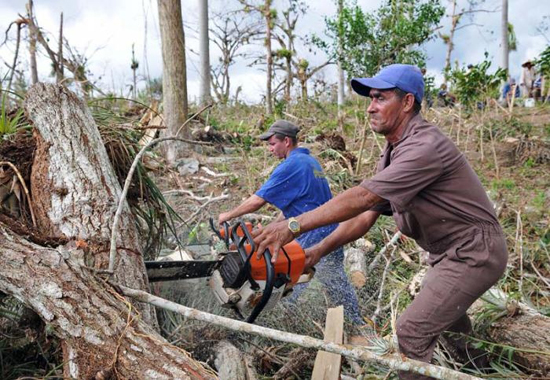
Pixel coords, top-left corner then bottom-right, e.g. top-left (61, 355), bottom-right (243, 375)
top-left (403, 93), bottom-right (415, 113)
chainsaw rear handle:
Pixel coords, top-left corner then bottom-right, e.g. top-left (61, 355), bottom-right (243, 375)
top-left (209, 217), bottom-right (230, 249)
top-left (235, 221), bottom-right (275, 324)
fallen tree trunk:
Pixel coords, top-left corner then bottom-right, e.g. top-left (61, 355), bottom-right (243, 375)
top-left (25, 83), bottom-right (152, 321)
top-left (0, 83), bottom-right (216, 378)
top-left (0, 222), bottom-right (216, 379)
top-left (475, 290), bottom-right (550, 375)
top-left (410, 271), bottom-right (550, 374)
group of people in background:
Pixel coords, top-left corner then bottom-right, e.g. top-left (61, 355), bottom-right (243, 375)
top-left (502, 59), bottom-right (549, 106)
top-left (426, 59), bottom-right (549, 109)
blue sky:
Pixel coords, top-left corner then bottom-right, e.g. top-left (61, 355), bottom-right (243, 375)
top-left (0, 0), bottom-right (548, 102)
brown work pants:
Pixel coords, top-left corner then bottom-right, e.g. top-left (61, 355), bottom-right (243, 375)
top-left (396, 226), bottom-right (508, 379)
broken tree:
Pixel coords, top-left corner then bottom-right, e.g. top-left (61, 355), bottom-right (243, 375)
top-left (0, 83), bottom-right (215, 379)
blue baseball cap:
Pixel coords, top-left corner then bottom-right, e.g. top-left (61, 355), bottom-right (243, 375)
top-left (351, 64), bottom-right (424, 104)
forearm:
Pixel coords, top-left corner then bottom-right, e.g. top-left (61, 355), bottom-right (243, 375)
top-left (225, 195), bottom-right (266, 220)
top-left (297, 186), bottom-right (382, 236)
top-left (313, 210), bottom-right (380, 258)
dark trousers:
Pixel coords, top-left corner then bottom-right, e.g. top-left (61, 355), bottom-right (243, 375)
top-left (396, 227), bottom-right (508, 379)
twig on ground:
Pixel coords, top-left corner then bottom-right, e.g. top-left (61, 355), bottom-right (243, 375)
top-left (372, 245), bottom-right (398, 325)
top-left (368, 231), bottom-right (402, 272)
top-left (181, 191), bottom-right (230, 225)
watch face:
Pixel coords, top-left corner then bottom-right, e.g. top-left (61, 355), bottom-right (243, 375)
top-left (289, 220), bottom-right (299, 232)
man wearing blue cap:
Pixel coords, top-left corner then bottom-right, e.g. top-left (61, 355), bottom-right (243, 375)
top-left (253, 65), bottom-right (508, 378)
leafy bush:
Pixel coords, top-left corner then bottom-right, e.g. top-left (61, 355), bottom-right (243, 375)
top-left (448, 55), bottom-right (507, 108)
top-left (0, 96), bottom-right (26, 139)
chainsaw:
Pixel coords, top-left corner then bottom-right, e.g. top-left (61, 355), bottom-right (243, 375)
top-left (145, 218), bottom-right (314, 323)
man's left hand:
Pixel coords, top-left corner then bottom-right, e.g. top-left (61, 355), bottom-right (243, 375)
top-left (252, 220), bottom-right (294, 263)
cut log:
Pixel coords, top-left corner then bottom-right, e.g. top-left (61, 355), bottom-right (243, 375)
top-left (344, 247), bottom-right (368, 288)
top-left (410, 269), bottom-right (550, 375)
top-left (473, 290), bottom-right (550, 375)
top-left (312, 306), bottom-right (344, 380)
top-left (214, 341), bottom-right (249, 380)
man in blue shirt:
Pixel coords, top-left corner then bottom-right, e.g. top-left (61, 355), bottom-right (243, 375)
top-left (218, 120), bottom-right (363, 325)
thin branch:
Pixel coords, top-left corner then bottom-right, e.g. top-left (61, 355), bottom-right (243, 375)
top-left (117, 284), bottom-right (482, 380)
top-left (368, 231), bottom-right (402, 271)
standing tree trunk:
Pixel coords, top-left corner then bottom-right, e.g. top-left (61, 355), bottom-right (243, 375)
top-left (443, 0), bottom-right (458, 75)
top-left (0, 83), bottom-right (216, 379)
top-left (57, 12), bottom-right (64, 84)
top-left (27, 0), bottom-right (38, 84)
top-left (501, 0), bottom-right (509, 73)
top-left (265, 0), bottom-right (274, 115)
top-left (198, 0), bottom-right (212, 105)
top-left (337, 0), bottom-right (345, 107)
top-left (158, 0), bottom-right (189, 164)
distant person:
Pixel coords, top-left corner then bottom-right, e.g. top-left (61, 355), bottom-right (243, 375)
top-left (217, 120), bottom-right (364, 325)
top-left (520, 60), bottom-right (536, 98)
top-left (502, 77), bottom-right (520, 105)
top-left (533, 75), bottom-right (543, 101)
top-left (437, 83), bottom-right (456, 107)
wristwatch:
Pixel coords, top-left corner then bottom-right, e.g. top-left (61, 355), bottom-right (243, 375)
top-left (287, 217), bottom-right (301, 236)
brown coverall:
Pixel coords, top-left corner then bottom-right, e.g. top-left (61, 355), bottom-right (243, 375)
top-left (362, 114), bottom-right (508, 379)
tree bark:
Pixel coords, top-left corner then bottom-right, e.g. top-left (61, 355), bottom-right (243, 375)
top-left (0, 83), bottom-right (218, 378)
top-left (198, 0), bottom-right (212, 105)
top-left (474, 291), bottom-right (550, 375)
top-left (158, 0), bottom-right (189, 163)
top-left (0, 223), bottom-right (216, 379)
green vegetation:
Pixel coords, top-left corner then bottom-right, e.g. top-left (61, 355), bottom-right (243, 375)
top-left (314, 0), bottom-right (444, 77)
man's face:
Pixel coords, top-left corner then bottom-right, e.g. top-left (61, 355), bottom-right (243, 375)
top-left (267, 135), bottom-right (289, 159)
top-left (367, 89), bottom-right (408, 136)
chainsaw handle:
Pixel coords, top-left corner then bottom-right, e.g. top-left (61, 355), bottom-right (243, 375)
top-left (247, 249), bottom-right (274, 324)
top-left (209, 217), bottom-right (230, 249)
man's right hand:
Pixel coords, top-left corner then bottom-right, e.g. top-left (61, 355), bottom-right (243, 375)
top-left (218, 213), bottom-right (231, 225)
top-left (304, 246), bottom-right (323, 271)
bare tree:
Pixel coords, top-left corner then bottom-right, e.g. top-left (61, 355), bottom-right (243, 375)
top-left (239, 0), bottom-right (275, 115)
top-left (158, 0), bottom-right (189, 163)
top-left (131, 43), bottom-right (139, 99)
top-left (273, 0), bottom-right (307, 102)
top-left (26, 0), bottom-right (38, 84)
top-left (337, 0), bottom-right (345, 107)
top-left (440, 0), bottom-right (497, 75)
top-left (3, 18), bottom-right (25, 94)
top-left (56, 12), bottom-right (64, 84)
top-left (199, 0), bottom-right (212, 105)
top-left (210, 13), bottom-right (260, 104)
top-left (501, 0), bottom-right (508, 72)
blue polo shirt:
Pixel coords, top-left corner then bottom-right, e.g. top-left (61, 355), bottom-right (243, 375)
top-left (255, 147), bottom-right (337, 247)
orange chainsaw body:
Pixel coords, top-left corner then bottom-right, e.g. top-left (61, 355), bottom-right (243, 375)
top-left (220, 224), bottom-right (306, 285)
